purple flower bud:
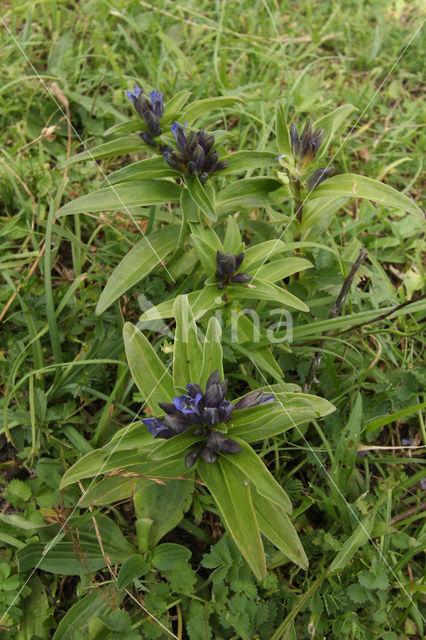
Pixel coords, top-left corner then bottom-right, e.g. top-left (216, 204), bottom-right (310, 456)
top-left (200, 446), bottom-right (218, 464)
top-left (171, 121), bottom-right (188, 155)
top-left (205, 431), bottom-right (227, 451)
top-left (220, 438), bottom-right (242, 454)
top-left (231, 273), bottom-right (252, 284)
top-left (203, 407), bottom-right (220, 427)
top-left (218, 400), bottom-right (233, 423)
top-left (185, 448), bottom-right (201, 469)
top-left (233, 390), bottom-right (275, 410)
top-left (149, 90), bottom-right (164, 118)
top-left (306, 166), bottom-right (335, 190)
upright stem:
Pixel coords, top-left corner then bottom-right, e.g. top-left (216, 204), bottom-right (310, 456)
top-left (303, 246), bottom-right (368, 392)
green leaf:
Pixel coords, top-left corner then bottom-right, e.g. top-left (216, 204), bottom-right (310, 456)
top-left (328, 511), bottom-right (375, 573)
top-left (18, 516), bottom-right (134, 575)
top-left (226, 438), bottom-right (292, 513)
top-left (219, 150), bottom-right (278, 175)
top-left (223, 215), bottom-right (244, 254)
top-left (227, 278), bottom-right (309, 312)
top-left (216, 178), bottom-right (282, 214)
top-left (243, 239), bottom-right (288, 271)
top-left (149, 431), bottom-right (199, 461)
top-left (57, 180), bottom-right (181, 216)
top-left (16, 575), bottom-right (50, 640)
top-left (251, 491), bottom-right (308, 570)
top-left (255, 257), bottom-right (313, 282)
top-left (134, 478), bottom-right (194, 548)
top-left (123, 322), bottom-right (174, 414)
top-left (185, 176), bottom-right (217, 222)
top-left (53, 589), bottom-right (115, 639)
top-left (140, 285), bottom-right (221, 322)
top-left (96, 225), bottom-right (181, 314)
top-left (199, 317), bottom-right (224, 390)
top-left (191, 224), bottom-right (224, 274)
top-left (230, 392), bottom-right (335, 442)
top-left (105, 156), bottom-right (179, 184)
top-left (198, 457), bottom-right (266, 580)
top-left (173, 295), bottom-right (203, 391)
top-left (62, 136), bottom-right (144, 166)
top-left (313, 104), bottom-right (358, 160)
top-left (275, 102), bottom-right (292, 156)
top-left (181, 96), bottom-right (245, 122)
top-left (366, 401), bottom-right (426, 434)
top-left (163, 89), bottom-right (192, 116)
top-left (151, 543), bottom-right (191, 571)
top-left (309, 173), bottom-right (422, 216)
top-left (116, 555), bottom-right (150, 590)
top-left (332, 393), bottom-right (362, 492)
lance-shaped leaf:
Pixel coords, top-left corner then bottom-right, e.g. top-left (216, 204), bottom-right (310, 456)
top-left (185, 175), bottom-right (217, 222)
top-left (227, 278), bottom-right (309, 312)
top-left (96, 224), bottom-right (181, 314)
top-left (255, 257), bottom-right (313, 282)
top-left (139, 285), bottom-right (221, 323)
top-left (276, 102), bottom-right (292, 156)
top-left (219, 150), bottom-right (278, 175)
top-left (57, 180), bottom-right (181, 216)
top-left (251, 491), bottom-right (308, 570)
top-left (123, 322), bottom-right (174, 415)
top-left (243, 239), bottom-right (289, 271)
top-left (313, 104), bottom-right (358, 160)
top-left (308, 173), bottom-right (422, 216)
top-left (181, 95), bottom-right (245, 121)
top-left (191, 224), bottom-right (224, 274)
top-left (216, 178), bottom-right (282, 214)
top-left (62, 136), bottom-right (145, 166)
top-left (225, 438), bottom-right (292, 513)
top-left (199, 317), bottom-right (224, 390)
top-left (173, 295), bottom-right (203, 391)
top-left (328, 511), bottom-right (376, 573)
top-left (222, 214), bottom-right (244, 255)
top-left (198, 457), bottom-right (266, 581)
top-left (105, 156), bottom-right (180, 184)
top-left (52, 589), bottom-right (118, 640)
top-left (230, 392), bottom-right (335, 442)
top-left (149, 430), bottom-right (200, 462)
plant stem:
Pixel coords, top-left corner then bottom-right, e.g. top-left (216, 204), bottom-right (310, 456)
top-left (303, 246), bottom-right (368, 392)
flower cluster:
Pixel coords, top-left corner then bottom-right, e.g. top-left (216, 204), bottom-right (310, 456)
top-left (215, 251), bottom-right (252, 288)
top-left (142, 370), bottom-right (274, 468)
top-left (126, 86), bottom-right (164, 146)
top-left (290, 120), bottom-right (324, 170)
top-left (162, 121), bottom-right (229, 184)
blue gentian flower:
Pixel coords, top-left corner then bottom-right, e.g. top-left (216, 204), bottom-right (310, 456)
top-left (162, 121), bottom-right (229, 184)
top-left (126, 85), bottom-right (164, 143)
top-left (142, 370), bottom-right (275, 469)
top-left (215, 251), bottom-right (252, 288)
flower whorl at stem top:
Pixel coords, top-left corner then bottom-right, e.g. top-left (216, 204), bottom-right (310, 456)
top-left (142, 370), bottom-right (274, 469)
top-left (215, 251), bottom-right (252, 288)
top-left (162, 121), bottom-right (229, 184)
top-left (278, 119), bottom-right (334, 190)
top-left (126, 86), bottom-right (164, 146)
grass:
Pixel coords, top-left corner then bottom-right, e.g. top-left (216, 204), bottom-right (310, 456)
top-left (0, 1), bottom-right (425, 638)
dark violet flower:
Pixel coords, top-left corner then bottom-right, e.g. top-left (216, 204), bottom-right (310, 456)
top-left (142, 369), bottom-right (255, 469)
top-left (306, 166), bottom-right (335, 190)
top-left (215, 251), bottom-right (252, 288)
top-left (233, 389), bottom-right (275, 411)
top-left (126, 85), bottom-right (164, 141)
top-left (290, 120), bottom-right (325, 170)
top-left (162, 121), bottom-right (229, 184)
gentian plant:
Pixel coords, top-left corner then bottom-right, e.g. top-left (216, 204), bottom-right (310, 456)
top-left (56, 85), bottom-right (421, 582)
top-left (61, 295), bottom-right (335, 579)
